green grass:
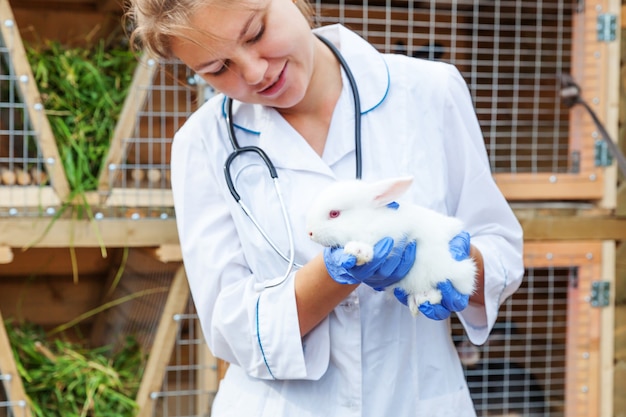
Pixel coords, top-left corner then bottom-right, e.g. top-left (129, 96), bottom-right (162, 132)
top-left (6, 321), bottom-right (145, 417)
top-left (26, 39), bottom-right (138, 193)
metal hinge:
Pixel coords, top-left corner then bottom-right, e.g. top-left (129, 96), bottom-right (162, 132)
top-left (597, 13), bottom-right (617, 42)
top-left (595, 139), bottom-right (613, 167)
top-left (590, 281), bottom-right (610, 307)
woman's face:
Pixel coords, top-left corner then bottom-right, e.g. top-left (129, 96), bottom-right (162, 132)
top-left (171, 0), bottom-right (315, 109)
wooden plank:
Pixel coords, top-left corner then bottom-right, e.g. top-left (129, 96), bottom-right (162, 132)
top-left (11, 7), bottom-right (122, 45)
top-left (0, 310), bottom-right (32, 417)
top-left (151, 244), bottom-right (182, 263)
top-left (135, 266), bottom-right (190, 417)
top-left (597, 0), bottom-right (621, 210)
top-left (600, 241), bottom-right (615, 417)
top-left (217, 359), bottom-right (229, 382)
top-left (0, 0), bottom-right (70, 200)
top-left (0, 186), bottom-right (61, 208)
top-left (1, 213), bottom-right (625, 248)
top-left (495, 173), bottom-right (605, 201)
top-left (0, 245), bottom-right (13, 264)
top-left (104, 188), bottom-right (174, 208)
top-left (518, 216), bottom-right (626, 241)
top-left (0, 218), bottom-right (179, 248)
top-left (0, 247), bottom-right (111, 276)
top-left (98, 54), bottom-right (158, 193)
top-left (524, 241), bottom-right (602, 266)
top-left (0, 274), bottom-right (106, 326)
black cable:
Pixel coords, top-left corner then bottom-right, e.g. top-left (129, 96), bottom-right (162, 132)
top-left (559, 73), bottom-right (626, 177)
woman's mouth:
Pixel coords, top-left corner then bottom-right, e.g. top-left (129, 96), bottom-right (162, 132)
top-left (258, 65), bottom-right (287, 97)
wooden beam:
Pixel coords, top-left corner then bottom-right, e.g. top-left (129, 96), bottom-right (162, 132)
top-left (0, 245), bottom-right (13, 264)
top-left (0, 218), bottom-right (179, 248)
top-left (2, 213), bottom-right (626, 248)
top-left (135, 266), bottom-right (189, 417)
top-left (98, 54), bottom-right (158, 193)
top-left (518, 216), bottom-right (626, 240)
top-left (600, 241), bottom-right (615, 417)
top-left (0, 311), bottom-right (32, 417)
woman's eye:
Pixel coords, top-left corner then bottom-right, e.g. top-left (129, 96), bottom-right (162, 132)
top-left (247, 26), bottom-right (265, 44)
top-left (208, 60), bottom-right (229, 76)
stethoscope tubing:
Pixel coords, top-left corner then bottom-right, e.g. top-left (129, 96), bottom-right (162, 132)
top-left (223, 34), bottom-right (362, 290)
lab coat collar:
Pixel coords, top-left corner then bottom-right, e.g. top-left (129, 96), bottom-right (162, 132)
top-left (221, 24), bottom-right (389, 173)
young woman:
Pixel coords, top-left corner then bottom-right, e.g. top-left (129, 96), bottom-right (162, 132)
top-left (128, 0), bottom-right (525, 415)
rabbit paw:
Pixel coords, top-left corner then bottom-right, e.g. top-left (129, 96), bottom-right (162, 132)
top-left (407, 289), bottom-right (443, 317)
top-left (344, 241), bottom-right (373, 266)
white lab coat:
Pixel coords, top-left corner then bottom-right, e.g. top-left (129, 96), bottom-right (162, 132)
top-left (171, 24), bottom-right (524, 417)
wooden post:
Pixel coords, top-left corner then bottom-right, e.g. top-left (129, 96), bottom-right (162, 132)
top-left (600, 241), bottom-right (615, 417)
top-left (98, 53), bottom-right (158, 194)
top-left (0, 311), bottom-right (32, 417)
top-left (135, 265), bottom-right (190, 417)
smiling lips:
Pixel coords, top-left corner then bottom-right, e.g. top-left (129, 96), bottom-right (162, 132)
top-left (258, 65), bottom-right (287, 96)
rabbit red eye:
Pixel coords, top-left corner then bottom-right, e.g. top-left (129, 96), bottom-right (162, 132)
top-left (329, 210), bottom-right (341, 219)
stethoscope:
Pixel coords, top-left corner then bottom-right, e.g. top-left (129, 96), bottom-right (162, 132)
top-left (223, 34), bottom-right (362, 290)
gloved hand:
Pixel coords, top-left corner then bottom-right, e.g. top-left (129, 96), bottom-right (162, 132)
top-left (324, 237), bottom-right (417, 291)
top-left (393, 231), bottom-right (472, 320)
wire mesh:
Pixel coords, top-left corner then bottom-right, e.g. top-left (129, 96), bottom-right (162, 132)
top-left (102, 59), bottom-right (200, 219)
top-left (90, 252), bottom-right (216, 417)
top-left (148, 303), bottom-right (216, 417)
top-left (451, 248), bottom-right (598, 417)
top-left (0, 0), bottom-right (598, 213)
top-left (0, 19), bottom-right (55, 217)
top-left (314, 0), bottom-right (576, 174)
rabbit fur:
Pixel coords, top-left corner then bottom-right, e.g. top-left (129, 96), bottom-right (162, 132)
top-left (306, 176), bottom-right (476, 316)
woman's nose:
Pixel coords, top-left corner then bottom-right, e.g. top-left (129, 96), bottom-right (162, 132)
top-left (238, 53), bottom-right (268, 86)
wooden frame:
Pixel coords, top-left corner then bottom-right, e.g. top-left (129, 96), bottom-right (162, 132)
top-left (0, 0), bottom-right (70, 201)
top-left (496, 0), bottom-right (620, 204)
top-left (98, 54), bottom-right (158, 196)
top-left (1, 0), bottom-right (620, 212)
top-left (317, 1), bottom-right (621, 203)
top-left (0, 309), bottom-right (31, 417)
top-left (523, 241), bottom-right (614, 417)
top-left (135, 265), bottom-right (190, 417)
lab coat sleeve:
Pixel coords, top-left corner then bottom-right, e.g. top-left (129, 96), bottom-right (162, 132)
top-left (440, 65), bottom-right (525, 345)
top-left (171, 116), bottom-right (330, 380)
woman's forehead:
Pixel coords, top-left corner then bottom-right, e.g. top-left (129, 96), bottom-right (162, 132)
top-left (185, 0), bottom-right (268, 34)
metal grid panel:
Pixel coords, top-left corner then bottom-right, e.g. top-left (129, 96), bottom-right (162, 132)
top-left (148, 306), bottom-right (217, 417)
top-left (103, 59), bottom-right (198, 219)
top-left (92, 255), bottom-right (216, 416)
top-left (0, 20), bottom-right (59, 217)
top-left (451, 242), bottom-right (602, 417)
top-left (314, 0), bottom-right (575, 175)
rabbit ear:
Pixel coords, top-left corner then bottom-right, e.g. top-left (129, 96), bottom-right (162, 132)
top-left (370, 176), bottom-right (414, 207)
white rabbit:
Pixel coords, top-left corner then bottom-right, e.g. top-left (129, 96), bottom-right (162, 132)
top-left (306, 176), bottom-right (476, 316)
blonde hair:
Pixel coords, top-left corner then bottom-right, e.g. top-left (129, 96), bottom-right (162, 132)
top-left (125, 0), bottom-right (316, 60)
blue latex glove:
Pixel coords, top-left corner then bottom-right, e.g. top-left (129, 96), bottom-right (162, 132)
top-left (394, 231), bottom-right (472, 320)
top-left (324, 237), bottom-right (417, 291)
